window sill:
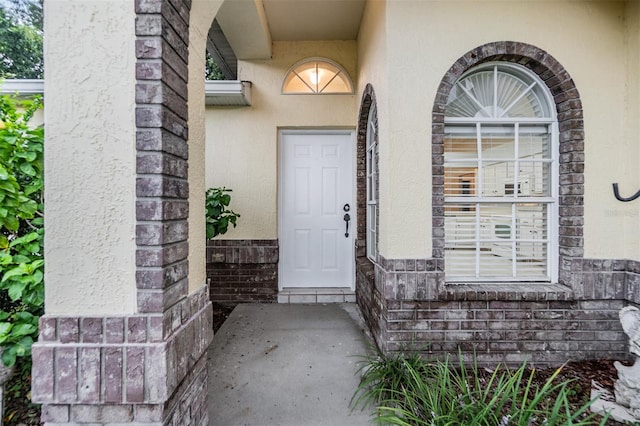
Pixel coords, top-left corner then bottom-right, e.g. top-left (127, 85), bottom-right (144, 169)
top-left (441, 282), bottom-right (573, 301)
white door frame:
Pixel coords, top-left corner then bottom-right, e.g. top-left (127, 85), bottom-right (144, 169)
top-left (278, 129), bottom-right (356, 291)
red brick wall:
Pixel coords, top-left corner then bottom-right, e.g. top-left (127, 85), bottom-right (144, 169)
top-left (206, 240), bottom-right (278, 303)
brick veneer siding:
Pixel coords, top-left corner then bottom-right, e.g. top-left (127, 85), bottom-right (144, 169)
top-left (361, 256), bottom-right (637, 367)
top-left (355, 42), bottom-right (635, 366)
top-left (383, 298), bottom-right (626, 366)
top-left (206, 239), bottom-right (279, 303)
top-left (355, 85), bottom-right (381, 344)
top-left (32, 0), bottom-right (215, 424)
top-left (627, 260), bottom-right (640, 304)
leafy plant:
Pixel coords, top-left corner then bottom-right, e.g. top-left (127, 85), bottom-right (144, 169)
top-left (205, 51), bottom-right (226, 80)
top-left (205, 187), bottom-right (240, 239)
top-left (0, 91), bottom-right (43, 367)
top-left (351, 349), bottom-right (610, 425)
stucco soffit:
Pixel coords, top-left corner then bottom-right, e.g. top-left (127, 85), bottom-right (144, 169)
top-left (216, 0), bottom-right (272, 60)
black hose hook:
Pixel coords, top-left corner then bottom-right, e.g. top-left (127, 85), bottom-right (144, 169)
top-left (612, 183), bottom-right (640, 202)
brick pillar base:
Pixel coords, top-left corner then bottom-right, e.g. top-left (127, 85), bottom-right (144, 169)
top-left (32, 287), bottom-right (213, 425)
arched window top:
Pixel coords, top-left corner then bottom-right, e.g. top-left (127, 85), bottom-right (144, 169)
top-left (445, 63), bottom-right (554, 119)
top-left (282, 58), bottom-right (354, 94)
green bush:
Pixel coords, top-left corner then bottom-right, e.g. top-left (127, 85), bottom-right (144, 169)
top-left (351, 350), bottom-right (610, 426)
top-left (0, 92), bottom-right (43, 367)
top-left (205, 187), bottom-right (240, 239)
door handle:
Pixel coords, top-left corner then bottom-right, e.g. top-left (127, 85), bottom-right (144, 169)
top-left (343, 213), bottom-right (351, 238)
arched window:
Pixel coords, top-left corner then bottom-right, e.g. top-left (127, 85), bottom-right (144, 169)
top-left (366, 104), bottom-right (378, 261)
top-left (444, 62), bottom-right (558, 282)
top-left (282, 58), bottom-right (354, 94)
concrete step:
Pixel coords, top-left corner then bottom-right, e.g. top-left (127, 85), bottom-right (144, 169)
top-left (278, 287), bottom-right (356, 304)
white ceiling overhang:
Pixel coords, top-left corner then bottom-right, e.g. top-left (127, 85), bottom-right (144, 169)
top-left (213, 0), bottom-right (366, 59)
top-left (215, 0), bottom-right (272, 60)
top-left (207, 0), bottom-right (365, 105)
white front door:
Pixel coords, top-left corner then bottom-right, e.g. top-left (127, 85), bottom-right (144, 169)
top-left (279, 131), bottom-right (354, 288)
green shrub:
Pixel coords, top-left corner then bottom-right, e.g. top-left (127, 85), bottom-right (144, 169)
top-left (351, 349), bottom-right (610, 426)
top-left (205, 187), bottom-right (240, 239)
top-left (0, 92), bottom-right (43, 367)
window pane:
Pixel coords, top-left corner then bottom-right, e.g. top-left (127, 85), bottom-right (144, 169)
top-left (519, 129), bottom-right (551, 159)
top-left (367, 204), bottom-right (376, 260)
top-left (481, 125), bottom-right (514, 159)
top-left (516, 242), bottom-right (547, 278)
top-left (282, 72), bottom-right (314, 93)
top-left (479, 247), bottom-right (513, 277)
top-left (516, 204), bottom-right (547, 240)
top-left (445, 127), bottom-right (478, 197)
top-left (518, 161), bottom-right (550, 196)
top-left (445, 129), bottom-right (477, 160)
top-left (481, 160), bottom-right (514, 197)
top-left (445, 205), bottom-right (476, 243)
top-left (445, 166), bottom-right (477, 197)
top-left (479, 203), bottom-right (514, 277)
top-left (321, 73), bottom-right (351, 93)
top-left (445, 249), bottom-right (476, 277)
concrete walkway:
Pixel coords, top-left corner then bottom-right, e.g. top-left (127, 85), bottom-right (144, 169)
top-left (207, 303), bottom-right (374, 425)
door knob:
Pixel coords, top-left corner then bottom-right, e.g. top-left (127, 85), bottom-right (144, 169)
top-left (343, 213), bottom-right (351, 237)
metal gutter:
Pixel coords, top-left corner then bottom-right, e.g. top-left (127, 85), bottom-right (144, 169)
top-left (205, 80), bottom-right (252, 106)
top-left (1, 79), bottom-right (251, 106)
top-left (0, 79), bottom-right (44, 96)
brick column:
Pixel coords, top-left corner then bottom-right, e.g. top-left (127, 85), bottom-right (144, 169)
top-left (32, 0), bottom-right (214, 423)
top-left (32, 287), bottom-right (212, 423)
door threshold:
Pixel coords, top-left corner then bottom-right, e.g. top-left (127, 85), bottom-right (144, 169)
top-left (278, 287), bottom-right (356, 304)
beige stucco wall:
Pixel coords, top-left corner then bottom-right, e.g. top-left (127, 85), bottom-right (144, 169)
top-left (375, 0), bottom-right (633, 260)
top-left (624, 0), bottom-right (640, 259)
top-left (205, 41), bottom-right (358, 239)
top-left (43, 1), bottom-right (137, 314)
top-left (204, 0), bottom-right (636, 263)
top-left (188, 0), bottom-right (223, 292)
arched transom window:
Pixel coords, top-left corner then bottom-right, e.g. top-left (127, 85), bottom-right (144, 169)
top-left (282, 58), bottom-right (354, 94)
top-left (444, 62), bottom-right (558, 282)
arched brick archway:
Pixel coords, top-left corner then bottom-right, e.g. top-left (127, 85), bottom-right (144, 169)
top-left (431, 41), bottom-right (585, 292)
top-left (354, 84), bottom-right (383, 346)
top-left (355, 84), bottom-right (378, 257)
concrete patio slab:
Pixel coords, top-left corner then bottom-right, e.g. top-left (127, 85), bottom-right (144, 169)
top-left (207, 303), bottom-right (374, 425)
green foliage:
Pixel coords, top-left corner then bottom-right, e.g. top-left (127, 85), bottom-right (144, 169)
top-left (205, 51), bottom-right (226, 80)
top-left (0, 93), bottom-right (43, 367)
top-left (0, 1), bottom-right (43, 79)
top-left (206, 187), bottom-right (240, 239)
top-left (352, 350), bottom-right (610, 426)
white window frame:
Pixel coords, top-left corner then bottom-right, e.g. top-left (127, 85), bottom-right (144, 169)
top-left (444, 63), bottom-right (558, 283)
top-left (281, 57), bottom-right (354, 94)
top-left (366, 105), bottom-right (378, 261)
